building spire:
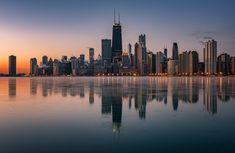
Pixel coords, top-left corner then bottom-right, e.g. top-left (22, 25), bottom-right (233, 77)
top-left (114, 9), bottom-right (116, 24)
top-left (118, 13), bottom-right (120, 24)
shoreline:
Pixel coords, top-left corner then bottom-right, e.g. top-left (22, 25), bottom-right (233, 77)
top-left (0, 75), bottom-right (235, 78)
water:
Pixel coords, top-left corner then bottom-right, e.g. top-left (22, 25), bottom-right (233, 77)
top-left (0, 77), bottom-right (235, 153)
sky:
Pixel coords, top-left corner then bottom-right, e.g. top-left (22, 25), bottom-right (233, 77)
top-left (0, 0), bottom-right (235, 74)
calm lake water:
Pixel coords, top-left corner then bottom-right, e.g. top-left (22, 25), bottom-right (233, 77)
top-left (0, 77), bottom-right (235, 153)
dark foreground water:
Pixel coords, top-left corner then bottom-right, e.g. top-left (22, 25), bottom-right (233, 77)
top-left (0, 77), bottom-right (235, 153)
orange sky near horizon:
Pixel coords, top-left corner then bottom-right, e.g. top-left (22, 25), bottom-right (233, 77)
top-left (0, 26), bottom-right (101, 74)
top-left (0, 22), bottom-right (104, 74)
top-left (0, 51), bottom-right (92, 74)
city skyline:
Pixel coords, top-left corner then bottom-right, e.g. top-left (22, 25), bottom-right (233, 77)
top-left (2, 22), bottom-right (234, 77)
top-left (0, 0), bottom-right (235, 74)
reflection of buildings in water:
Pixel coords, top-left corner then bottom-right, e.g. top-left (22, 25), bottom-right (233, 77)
top-left (61, 85), bottom-right (68, 97)
top-left (146, 78), bottom-right (155, 101)
top-left (41, 79), bottom-right (53, 97)
top-left (168, 77), bottom-right (200, 110)
top-left (164, 97), bottom-right (167, 104)
top-left (168, 78), bottom-right (179, 111)
top-left (8, 78), bottom-right (16, 97)
top-left (101, 96), bottom-right (112, 114)
top-left (134, 82), bottom-right (147, 120)
top-left (79, 83), bottom-right (85, 98)
top-left (69, 84), bottom-right (78, 97)
top-left (61, 86), bottom-right (68, 97)
top-left (100, 78), bottom-right (123, 133)
top-left (39, 78), bottom-right (93, 99)
top-left (231, 78), bottom-right (235, 99)
top-left (217, 77), bottom-right (230, 102)
top-left (172, 93), bottom-right (179, 111)
top-left (139, 94), bottom-right (147, 120)
top-left (112, 96), bottom-right (122, 133)
top-left (203, 78), bottom-right (217, 114)
top-left (30, 78), bottom-right (38, 95)
top-left (101, 87), bottom-right (112, 114)
top-left (154, 78), bottom-right (168, 104)
top-left (89, 82), bottom-right (94, 104)
top-left (42, 80), bottom-right (48, 97)
top-left (128, 96), bottom-right (132, 109)
top-left (31, 77), bottom-right (233, 119)
top-left (178, 78), bottom-right (199, 103)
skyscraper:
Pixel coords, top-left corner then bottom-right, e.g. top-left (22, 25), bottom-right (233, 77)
top-left (128, 43), bottom-right (132, 65)
top-left (137, 43), bottom-right (147, 75)
top-left (112, 13), bottom-right (122, 62)
top-left (9, 55), bottom-right (16, 76)
top-left (122, 52), bottom-right (129, 68)
top-left (231, 57), bottom-right (235, 75)
top-left (152, 54), bottom-right (156, 74)
top-left (128, 43), bottom-right (132, 56)
top-left (172, 42), bottom-right (179, 60)
top-left (156, 51), bottom-right (164, 75)
top-left (147, 52), bottom-right (153, 74)
top-left (71, 57), bottom-right (79, 76)
top-left (178, 51), bottom-right (198, 75)
top-left (179, 51), bottom-right (189, 75)
top-left (42, 55), bottom-right (48, 65)
top-left (53, 59), bottom-right (60, 76)
top-left (61, 56), bottom-right (67, 62)
top-left (30, 58), bottom-right (37, 75)
top-left (217, 53), bottom-right (230, 75)
top-left (188, 51), bottom-right (199, 75)
top-left (80, 54), bottom-right (85, 66)
top-left (139, 34), bottom-right (146, 48)
top-left (167, 59), bottom-right (178, 76)
top-left (102, 39), bottom-right (112, 66)
top-left (164, 48), bottom-right (168, 59)
top-left (89, 48), bottom-right (95, 64)
top-left (204, 39), bottom-right (217, 75)
top-left (134, 43), bottom-right (139, 70)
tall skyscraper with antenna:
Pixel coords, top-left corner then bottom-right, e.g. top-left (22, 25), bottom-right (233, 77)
top-left (112, 11), bottom-right (123, 62)
top-left (172, 42), bottom-right (179, 60)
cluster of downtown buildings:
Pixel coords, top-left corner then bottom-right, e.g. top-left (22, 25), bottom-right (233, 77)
top-left (2, 16), bottom-right (235, 77)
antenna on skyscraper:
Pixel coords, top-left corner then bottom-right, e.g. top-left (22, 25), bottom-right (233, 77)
top-left (114, 9), bottom-right (116, 24)
top-left (118, 13), bottom-right (120, 24)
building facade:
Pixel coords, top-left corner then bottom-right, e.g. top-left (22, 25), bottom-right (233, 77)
top-left (30, 58), bottom-right (37, 75)
top-left (156, 51), bottom-right (164, 75)
top-left (167, 59), bottom-right (178, 76)
top-left (112, 20), bottom-right (122, 62)
top-left (217, 53), bottom-right (230, 75)
top-left (102, 39), bottom-right (112, 66)
top-left (89, 48), bottom-right (95, 64)
top-left (179, 51), bottom-right (189, 75)
top-left (204, 39), bottom-right (217, 75)
top-left (172, 42), bottom-right (179, 61)
top-left (9, 55), bottom-right (16, 76)
top-left (231, 57), bottom-right (235, 75)
top-left (188, 51), bottom-right (199, 75)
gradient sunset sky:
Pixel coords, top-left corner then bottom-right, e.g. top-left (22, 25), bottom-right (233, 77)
top-left (0, 0), bottom-right (234, 74)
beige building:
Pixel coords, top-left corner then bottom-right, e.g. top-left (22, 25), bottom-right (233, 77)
top-left (204, 39), bottom-right (217, 75)
top-left (167, 59), bottom-right (178, 76)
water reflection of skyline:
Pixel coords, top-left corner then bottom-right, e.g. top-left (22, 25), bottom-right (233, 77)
top-left (7, 77), bottom-right (235, 131)
top-left (8, 78), bottom-right (16, 98)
